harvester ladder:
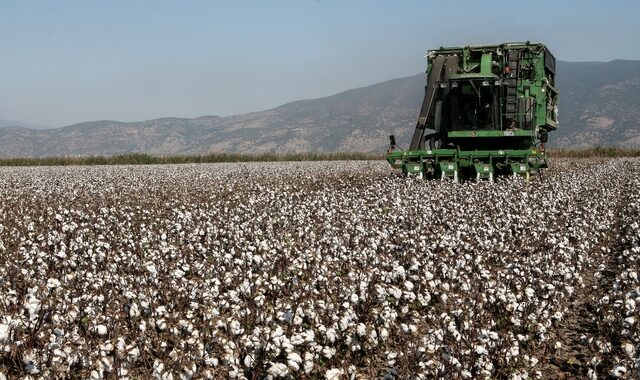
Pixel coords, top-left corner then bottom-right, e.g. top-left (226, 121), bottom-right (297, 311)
top-left (505, 50), bottom-right (520, 127)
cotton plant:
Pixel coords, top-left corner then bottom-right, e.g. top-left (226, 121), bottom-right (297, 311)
top-left (0, 159), bottom-right (637, 378)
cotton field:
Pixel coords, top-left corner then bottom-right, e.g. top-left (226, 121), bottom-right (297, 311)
top-left (0, 158), bottom-right (638, 379)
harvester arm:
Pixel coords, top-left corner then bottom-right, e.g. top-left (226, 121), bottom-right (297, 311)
top-left (409, 55), bottom-right (458, 150)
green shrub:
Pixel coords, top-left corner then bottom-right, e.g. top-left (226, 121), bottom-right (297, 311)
top-left (0, 152), bottom-right (382, 166)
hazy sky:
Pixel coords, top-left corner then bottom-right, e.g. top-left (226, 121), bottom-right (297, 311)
top-left (1, 0), bottom-right (639, 127)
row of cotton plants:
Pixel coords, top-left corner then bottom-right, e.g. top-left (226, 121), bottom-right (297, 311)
top-left (0, 159), bottom-right (637, 379)
top-left (584, 173), bottom-right (639, 379)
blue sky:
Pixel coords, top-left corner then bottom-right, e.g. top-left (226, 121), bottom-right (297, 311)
top-left (1, 0), bottom-right (639, 127)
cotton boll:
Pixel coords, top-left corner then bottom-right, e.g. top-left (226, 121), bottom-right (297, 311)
top-left (129, 303), bottom-right (141, 318)
top-left (267, 362), bottom-right (289, 378)
top-left (322, 346), bottom-right (336, 359)
top-left (287, 352), bottom-right (302, 371)
top-left (379, 327), bottom-right (389, 341)
top-left (325, 328), bottom-right (337, 343)
top-left (622, 342), bottom-right (636, 359)
top-left (610, 364), bottom-right (626, 378)
top-left (243, 354), bottom-right (255, 369)
top-left (325, 368), bottom-right (344, 380)
top-left (46, 278), bottom-right (61, 289)
top-left (0, 324), bottom-right (9, 343)
top-left (304, 352), bottom-right (314, 374)
top-left (95, 325), bottom-right (108, 336)
top-left (525, 287), bottom-right (535, 299)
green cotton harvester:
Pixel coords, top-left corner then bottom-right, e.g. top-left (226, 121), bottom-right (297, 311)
top-left (387, 42), bottom-right (558, 181)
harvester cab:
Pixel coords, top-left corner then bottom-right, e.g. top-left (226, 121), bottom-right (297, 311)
top-left (387, 42), bottom-right (558, 182)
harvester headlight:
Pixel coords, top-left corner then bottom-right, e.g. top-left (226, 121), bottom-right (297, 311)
top-left (482, 80), bottom-right (490, 86)
top-left (440, 83), bottom-right (448, 88)
top-left (451, 82), bottom-right (459, 88)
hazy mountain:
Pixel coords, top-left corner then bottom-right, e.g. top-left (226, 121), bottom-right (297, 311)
top-left (0, 60), bottom-right (639, 157)
top-left (554, 60), bottom-right (640, 147)
top-left (0, 118), bottom-right (49, 130)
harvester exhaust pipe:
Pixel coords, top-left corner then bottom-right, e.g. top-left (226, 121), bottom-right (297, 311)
top-left (389, 135), bottom-right (397, 149)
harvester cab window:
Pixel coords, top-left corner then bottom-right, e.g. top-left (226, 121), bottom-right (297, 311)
top-left (447, 81), bottom-right (496, 131)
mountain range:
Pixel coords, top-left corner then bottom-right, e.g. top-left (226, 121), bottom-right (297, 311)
top-left (1, 60), bottom-right (639, 157)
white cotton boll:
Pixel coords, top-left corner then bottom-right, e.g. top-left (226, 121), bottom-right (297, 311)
top-left (244, 354), bottom-right (255, 368)
top-left (45, 277), bottom-right (59, 289)
top-left (379, 327), bottom-right (389, 341)
top-left (155, 305), bottom-right (167, 316)
top-left (267, 362), bottom-right (289, 377)
top-left (125, 291), bottom-right (136, 300)
top-left (95, 324), bottom-right (108, 336)
top-left (230, 320), bottom-right (243, 335)
top-left (129, 303), bottom-right (141, 318)
top-left (153, 359), bottom-right (165, 377)
top-left (325, 368), bottom-right (344, 380)
top-left (393, 265), bottom-right (406, 280)
top-left (525, 287), bottom-right (535, 299)
top-left (290, 334), bottom-right (305, 346)
top-left (117, 337), bottom-right (126, 352)
top-left (404, 280), bottom-right (414, 291)
top-left (303, 329), bottom-right (315, 343)
top-left (350, 293), bottom-right (359, 303)
top-left (145, 262), bottom-right (157, 275)
top-left (157, 319), bottom-right (167, 331)
top-left (173, 269), bottom-right (185, 279)
top-left (622, 342), bottom-right (636, 359)
top-left (101, 342), bottom-right (114, 354)
top-left (356, 323), bottom-right (366, 337)
top-left (0, 324), bottom-right (9, 343)
top-left (25, 296), bottom-right (41, 318)
top-left (90, 370), bottom-right (101, 380)
top-left (229, 367), bottom-right (241, 379)
top-left (325, 328), bottom-right (337, 343)
top-left (625, 299), bottom-right (636, 313)
top-left (304, 352), bottom-right (314, 374)
top-left (339, 316), bottom-right (350, 332)
top-left (610, 364), bottom-right (626, 378)
top-left (475, 345), bottom-right (488, 356)
top-left (322, 346), bottom-right (336, 359)
top-left (287, 352), bottom-right (302, 371)
top-left (254, 294), bottom-right (265, 307)
top-left (128, 347), bottom-right (140, 359)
